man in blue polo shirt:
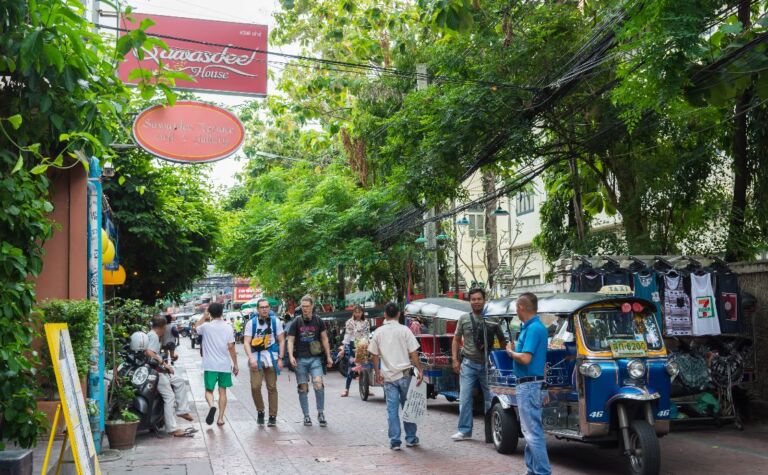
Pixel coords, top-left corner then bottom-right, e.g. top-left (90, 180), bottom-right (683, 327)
top-left (506, 292), bottom-right (551, 475)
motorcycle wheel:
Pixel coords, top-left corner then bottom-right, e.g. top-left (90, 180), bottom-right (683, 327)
top-left (491, 403), bottom-right (520, 454)
top-left (625, 420), bottom-right (661, 475)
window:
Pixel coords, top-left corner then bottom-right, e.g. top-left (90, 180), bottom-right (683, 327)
top-left (516, 192), bottom-right (535, 215)
top-left (468, 213), bottom-right (485, 238)
top-left (517, 275), bottom-right (541, 287)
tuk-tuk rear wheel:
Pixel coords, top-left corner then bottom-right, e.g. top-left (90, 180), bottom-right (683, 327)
top-left (626, 420), bottom-right (661, 475)
top-left (491, 403), bottom-right (519, 455)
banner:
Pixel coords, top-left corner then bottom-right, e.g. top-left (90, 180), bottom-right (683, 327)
top-left (119, 13), bottom-right (267, 96)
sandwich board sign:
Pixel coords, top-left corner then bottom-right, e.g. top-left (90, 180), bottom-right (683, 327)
top-left (43, 323), bottom-right (100, 474)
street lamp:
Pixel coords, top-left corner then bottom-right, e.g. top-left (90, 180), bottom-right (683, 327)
top-left (436, 233), bottom-right (449, 241)
top-left (490, 205), bottom-right (509, 217)
top-left (456, 215), bottom-right (470, 226)
top-left (415, 236), bottom-right (427, 244)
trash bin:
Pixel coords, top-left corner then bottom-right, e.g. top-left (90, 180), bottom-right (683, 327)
top-left (0, 450), bottom-right (32, 475)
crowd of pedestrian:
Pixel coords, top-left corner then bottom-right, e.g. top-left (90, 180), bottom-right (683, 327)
top-left (135, 289), bottom-right (550, 473)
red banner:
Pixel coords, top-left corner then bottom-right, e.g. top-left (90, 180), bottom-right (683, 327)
top-left (133, 101), bottom-right (245, 163)
top-left (234, 286), bottom-right (254, 302)
top-left (119, 13), bottom-right (267, 96)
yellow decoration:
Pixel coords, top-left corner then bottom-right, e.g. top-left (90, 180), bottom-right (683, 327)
top-left (103, 265), bottom-right (126, 286)
top-left (101, 229), bottom-right (109, 250)
top-left (102, 239), bottom-right (115, 264)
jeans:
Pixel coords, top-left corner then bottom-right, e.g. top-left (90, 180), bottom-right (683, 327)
top-left (457, 358), bottom-right (491, 435)
top-left (344, 344), bottom-right (355, 390)
top-left (517, 381), bottom-right (551, 475)
top-left (383, 375), bottom-right (417, 447)
top-left (295, 357), bottom-right (325, 416)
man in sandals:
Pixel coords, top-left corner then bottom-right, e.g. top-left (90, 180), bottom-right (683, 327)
top-left (196, 303), bottom-right (239, 426)
top-left (145, 316), bottom-right (196, 437)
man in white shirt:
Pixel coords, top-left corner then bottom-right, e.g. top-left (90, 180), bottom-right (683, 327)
top-left (145, 316), bottom-right (194, 437)
top-left (368, 303), bottom-right (424, 451)
top-left (195, 303), bottom-right (239, 426)
top-left (244, 299), bottom-right (285, 427)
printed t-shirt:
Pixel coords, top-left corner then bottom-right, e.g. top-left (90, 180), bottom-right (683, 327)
top-left (245, 317), bottom-right (284, 367)
top-left (663, 274), bottom-right (692, 336)
top-left (633, 271), bottom-right (663, 330)
top-left (367, 319), bottom-right (420, 382)
top-left (513, 315), bottom-right (547, 378)
top-left (289, 315), bottom-right (326, 358)
top-left (716, 272), bottom-right (743, 334)
top-left (196, 319), bottom-right (235, 372)
top-left (691, 273), bottom-right (721, 336)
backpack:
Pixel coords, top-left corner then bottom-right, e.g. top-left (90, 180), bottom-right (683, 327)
top-left (250, 314), bottom-right (279, 352)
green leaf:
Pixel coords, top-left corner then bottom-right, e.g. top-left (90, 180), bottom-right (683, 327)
top-left (720, 22), bottom-right (743, 35)
top-left (118, 176), bottom-right (126, 185)
top-left (11, 155), bottom-right (23, 174)
top-left (8, 114), bottom-right (22, 130)
top-left (30, 164), bottom-right (49, 175)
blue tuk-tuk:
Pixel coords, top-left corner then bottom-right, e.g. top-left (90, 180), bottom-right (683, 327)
top-left (485, 286), bottom-right (678, 475)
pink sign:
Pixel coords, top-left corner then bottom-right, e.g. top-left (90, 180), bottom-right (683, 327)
top-left (119, 13), bottom-right (267, 96)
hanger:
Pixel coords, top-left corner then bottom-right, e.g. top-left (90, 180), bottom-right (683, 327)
top-left (628, 255), bottom-right (650, 273)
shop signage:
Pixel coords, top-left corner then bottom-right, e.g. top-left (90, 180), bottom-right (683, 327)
top-left (234, 278), bottom-right (255, 302)
top-left (118, 13), bottom-right (267, 96)
top-left (132, 101), bottom-right (245, 163)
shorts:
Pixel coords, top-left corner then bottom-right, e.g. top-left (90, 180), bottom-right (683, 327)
top-left (204, 371), bottom-right (233, 391)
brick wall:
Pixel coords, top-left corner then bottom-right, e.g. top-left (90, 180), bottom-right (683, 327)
top-left (731, 260), bottom-right (768, 401)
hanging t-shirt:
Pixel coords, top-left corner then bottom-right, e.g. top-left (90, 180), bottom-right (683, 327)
top-left (716, 272), bottom-right (743, 335)
top-left (663, 274), bottom-right (692, 336)
top-left (604, 269), bottom-right (631, 286)
top-left (691, 273), bottom-right (721, 336)
top-left (633, 271), bottom-right (663, 330)
top-left (578, 270), bottom-right (604, 292)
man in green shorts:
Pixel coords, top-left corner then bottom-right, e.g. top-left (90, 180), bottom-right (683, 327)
top-left (196, 303), bottom-right (239, 426)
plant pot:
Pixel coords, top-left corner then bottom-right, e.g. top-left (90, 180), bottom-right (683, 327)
top-left (37, 400), bottom-right (65, 440)
top-left (104, 421), bottom-right (139, 450)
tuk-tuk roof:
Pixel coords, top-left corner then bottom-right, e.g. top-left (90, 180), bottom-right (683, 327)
top-left (435, 306), bottom-right (469, 321)
top-left (484, 298), bottom-right (516, 317)
top-left (404, 298), bottom-right (471, 317)
top-left (537, 293), bottom-right (652, 315)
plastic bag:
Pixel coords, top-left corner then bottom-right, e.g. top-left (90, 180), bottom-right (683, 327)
top-left (402, 370), bottom-right (427, 424)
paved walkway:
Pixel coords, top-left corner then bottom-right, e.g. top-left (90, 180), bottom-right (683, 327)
top-left (93, 341), bottom-right (768, 475)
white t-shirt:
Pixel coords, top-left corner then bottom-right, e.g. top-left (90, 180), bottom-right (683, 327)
top-left (368, 319), bottom-right (419, 382)
top-left (244, 317), bottom-right (284, 368)
top-left (196, 319), bottom-right (235, 372)
top-left (147, 330), bottom-right (162, 354)
top-left (691, 273), bottom-right (721, 336)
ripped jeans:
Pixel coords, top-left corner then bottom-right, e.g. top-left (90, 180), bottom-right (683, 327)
top-left (295, 356), bottom-right (325, 416)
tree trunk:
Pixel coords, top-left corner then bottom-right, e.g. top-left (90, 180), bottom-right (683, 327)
top-left (569, 155), bottom-right (587, 242)
top-left (482, 170), bottom-right (499, 292)
top-left (726, 0), bottom-right (752, 262)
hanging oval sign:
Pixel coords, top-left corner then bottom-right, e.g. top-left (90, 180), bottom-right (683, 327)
top-left (132, 101), bottom-right (245, 163)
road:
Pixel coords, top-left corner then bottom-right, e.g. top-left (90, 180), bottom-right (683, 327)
top-left (99, 338), bottom-right (768, 475)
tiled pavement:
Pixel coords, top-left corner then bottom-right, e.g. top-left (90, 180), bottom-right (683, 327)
top-left (41, 341), bottom-right (768, 474)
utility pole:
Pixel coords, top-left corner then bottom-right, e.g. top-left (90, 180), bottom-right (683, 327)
top-left (418, 64), bottom-right (439, 298)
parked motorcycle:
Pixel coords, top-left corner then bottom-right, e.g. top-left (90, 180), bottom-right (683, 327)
top-left (114, 332), bottom-right (166, 432)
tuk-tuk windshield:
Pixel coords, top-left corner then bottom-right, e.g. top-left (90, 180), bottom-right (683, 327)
top-left (579, 310), bottom-right (662, 352)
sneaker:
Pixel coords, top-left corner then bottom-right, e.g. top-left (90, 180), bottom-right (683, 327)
top-left (267, 416), bottom-right (277, 427)
top-left (303, 415), bottom-right (312, 426)
top-left (451, 432), bottom-right (471, 441)
top-left (406, 437), bottom-right (420, 447)
top-left (257, 412), bottom-right (265, 425)
top-left (390, 444), bottom-right (401, 451)
top-left (318, 413), bottom-right (327, 427)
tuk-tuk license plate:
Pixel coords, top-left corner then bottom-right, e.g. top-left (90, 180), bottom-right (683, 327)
top-left (609, 340), bottom-right (648, 358)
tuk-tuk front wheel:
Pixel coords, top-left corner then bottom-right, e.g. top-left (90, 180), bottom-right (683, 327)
top-left (626, 420), bottom-right (661, 475)
top-left (491, 403), bottom-right (519, 454)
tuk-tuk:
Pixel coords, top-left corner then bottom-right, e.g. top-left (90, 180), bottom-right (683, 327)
top-left (404, 298), bottom-right (469, 402)
top-left (485, 286), bottom-right (677, 475)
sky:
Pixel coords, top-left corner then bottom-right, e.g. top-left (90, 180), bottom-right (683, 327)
top-left (115, 0), bottom-right (301, 190)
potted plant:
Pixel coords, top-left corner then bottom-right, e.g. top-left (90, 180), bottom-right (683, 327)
top-left (104, 376), bottom-right (140, 449)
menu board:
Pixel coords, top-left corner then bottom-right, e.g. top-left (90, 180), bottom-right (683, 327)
top-left (44, 323), bottom-right (100, 475)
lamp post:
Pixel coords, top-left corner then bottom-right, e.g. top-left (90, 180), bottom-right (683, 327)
top-left (455, 215), bottom-right (470, 297)
top-left (491, 199), bottom-right (512, 296)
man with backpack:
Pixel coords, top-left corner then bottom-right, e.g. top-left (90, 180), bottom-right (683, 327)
top-left (244, 299), bottom-right (285, 426)
top-left (287, 295), bottom-right (334, 427)
top-left (450, 287), bottom-right (506, 441)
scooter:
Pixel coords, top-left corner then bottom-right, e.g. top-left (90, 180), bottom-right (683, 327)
top-left (117, 348), bottom-right (165, 432)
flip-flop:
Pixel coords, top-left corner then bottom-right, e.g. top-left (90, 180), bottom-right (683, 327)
top-left (172, 429), bottom-right (196, 438)
top-left (178, 413), bottom-right (194, 421)
top-left (205, 407), bottom-right (217, 425)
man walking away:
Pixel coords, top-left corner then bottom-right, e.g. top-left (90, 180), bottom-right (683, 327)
top-left (244, 299), bottom-right (285, 427)
top-left (368, 302), bottom-right (424, 451)
top-left (506, 292), bottom-right (551, 475)
top-left (287, 295), bottom-right (333, 427)
top-left (196, 303), bottom-right (239, 426)
top-left (451, 287), bottom-right (506, 441)
top-left (145, 316), bottom-right (195, 437)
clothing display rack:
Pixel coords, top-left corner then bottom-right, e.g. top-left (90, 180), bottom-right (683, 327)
top-left (567, 255), bottom-right (753, 430)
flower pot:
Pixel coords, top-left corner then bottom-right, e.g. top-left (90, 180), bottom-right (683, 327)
top-left (104, 421), bottom-right (139, 450)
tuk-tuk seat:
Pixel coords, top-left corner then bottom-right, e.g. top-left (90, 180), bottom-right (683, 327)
top-left (419, 335), bottom-right (436, 355)
top-left (489, 350), bottom-right (514, 372)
